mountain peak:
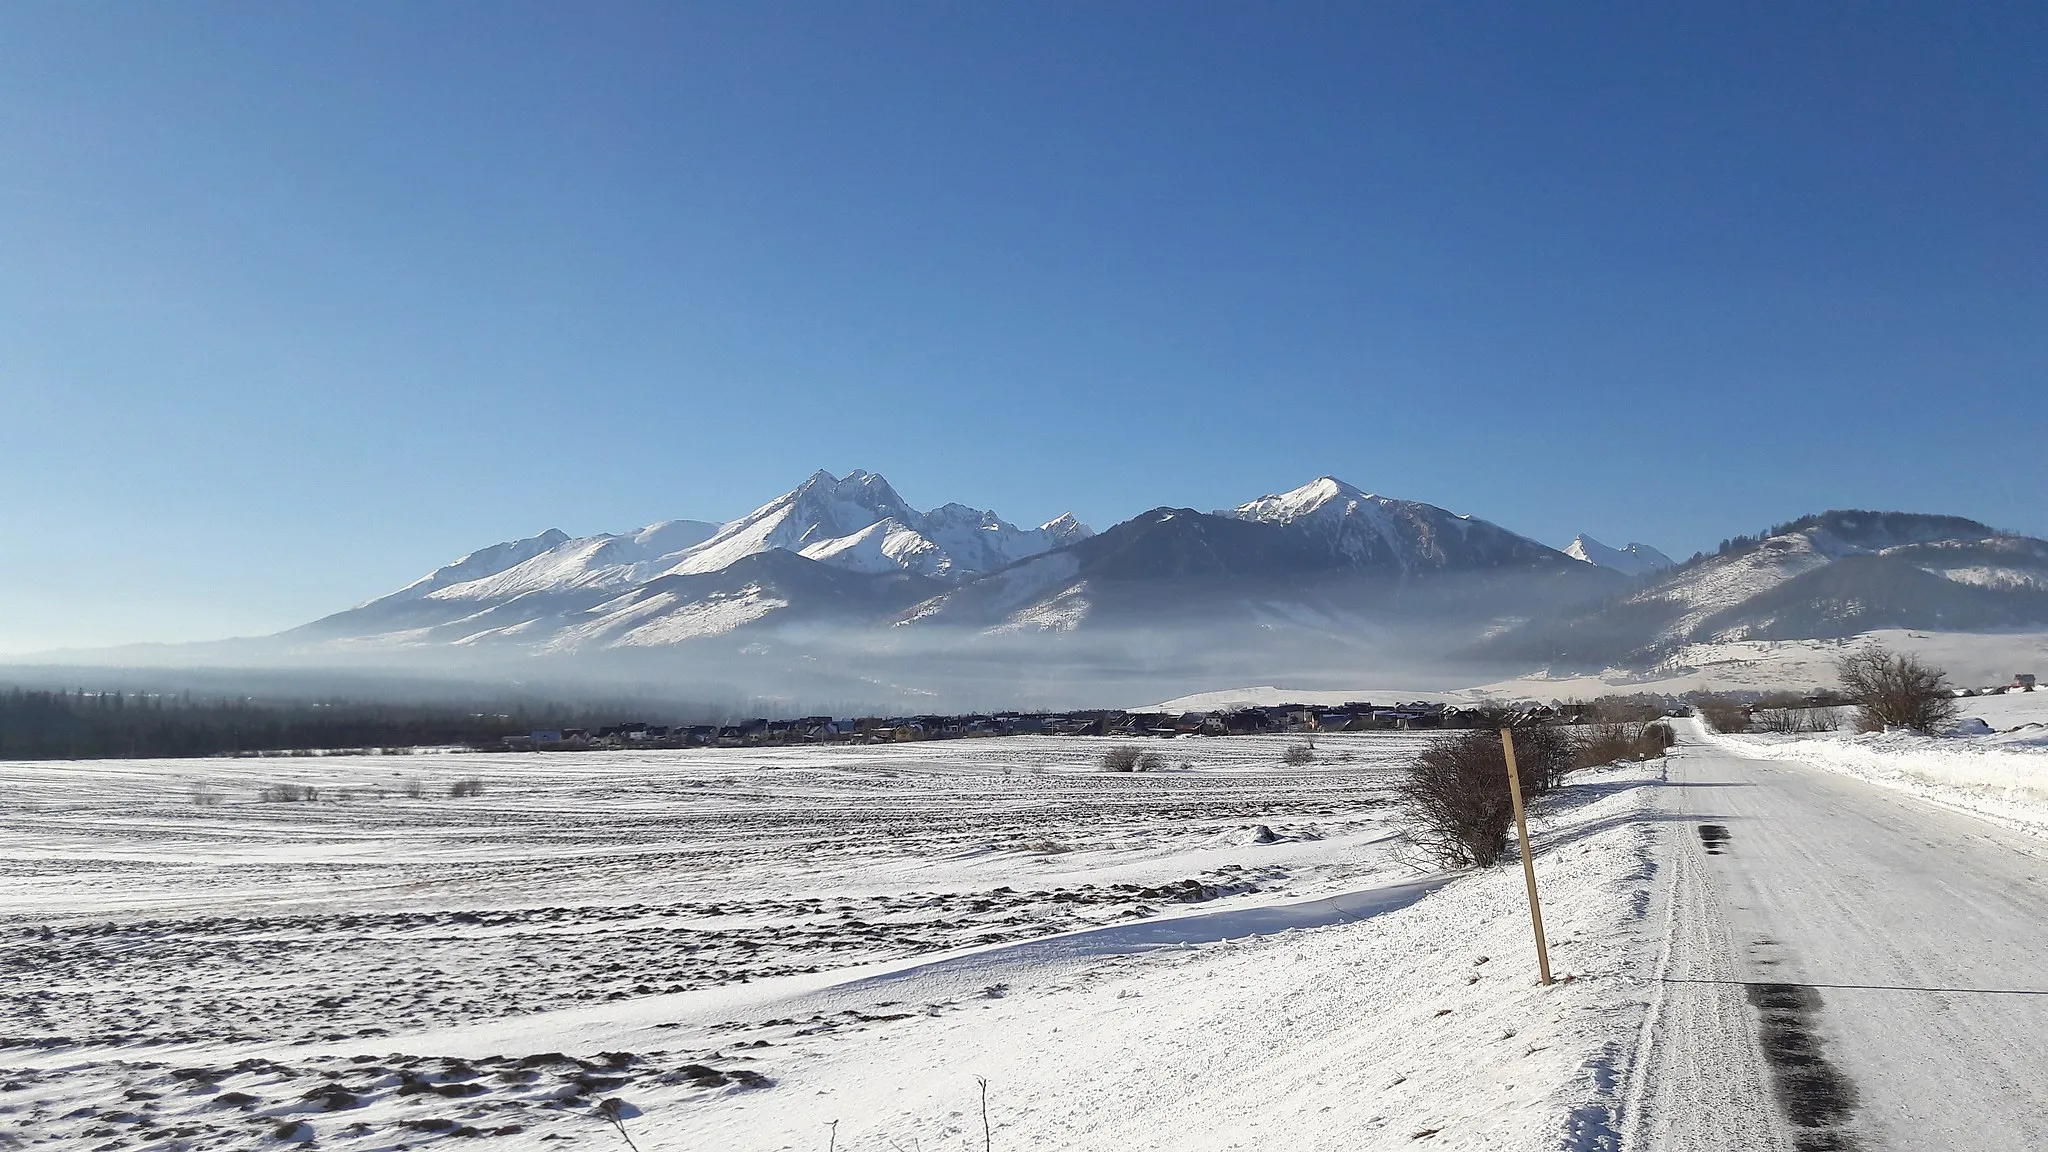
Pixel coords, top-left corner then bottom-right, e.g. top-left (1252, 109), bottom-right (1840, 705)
top-left (1564, 534), bottom-right (1674, 577)
top-left (1226, 476), bottom-right (1383, 523)
top-left (1040, 512), bottom-right (1094, 543)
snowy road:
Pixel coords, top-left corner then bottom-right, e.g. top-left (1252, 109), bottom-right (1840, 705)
top-left (1647, 723), bottom-right (2048, 1150)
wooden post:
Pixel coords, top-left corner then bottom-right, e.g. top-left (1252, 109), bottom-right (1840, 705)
top-left (1500, 728), bottom-right (1553, 986)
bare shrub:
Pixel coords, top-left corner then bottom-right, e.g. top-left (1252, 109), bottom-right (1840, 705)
top-left (1401, 729), bottom-right (1515, 867)
top-left (1510, 725), bottom-right (1579, 791)
top-left (1281, 740), bottom-right (1316, 766)
top-left (258, 783), bottom-right (317, 803)
top-left (1576, 719), bottom-right (1673, 768)
top-left (1100, 745), bottom-right (1143, 772)
top-left (402, 778), bottom-right (426, 799)
top-left (1838, 645), bottom-right (1959, 733)
top-left (189, 786), bottom-right (226, 807)
top-left (449, 777), bottom-right (485, 798)
top-left (1695, 696), bottom-right (1751, 733)
top-left (1754, 706), bottom-right (1845, 734)
top-left (1134, 751), bottom-right (1166, 772)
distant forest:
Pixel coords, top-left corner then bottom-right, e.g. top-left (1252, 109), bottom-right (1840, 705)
top-left (0, 688), bottom-right (703, 760)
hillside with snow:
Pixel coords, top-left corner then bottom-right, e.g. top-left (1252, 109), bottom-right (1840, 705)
top-left (1486, 510), bottom-right (2048, 670)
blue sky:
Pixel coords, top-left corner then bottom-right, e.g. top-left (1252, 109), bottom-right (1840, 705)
top-left (3, 2), bottom-right (2043, 652)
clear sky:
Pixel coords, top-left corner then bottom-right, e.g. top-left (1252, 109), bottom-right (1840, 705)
top-left (3, 2), bottom-right (2043, 653)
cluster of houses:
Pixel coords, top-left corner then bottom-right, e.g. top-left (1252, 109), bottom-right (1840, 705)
top-left (493, 699), bottom-right (1569, 752)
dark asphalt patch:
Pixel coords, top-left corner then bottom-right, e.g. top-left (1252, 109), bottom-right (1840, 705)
top-left (1745, 982), bottom-right (1862, 1149)
top-left (1697, 824), bottom-right (1730, 854)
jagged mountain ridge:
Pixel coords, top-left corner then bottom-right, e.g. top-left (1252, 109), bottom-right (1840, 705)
top-left (281, 483), bottom-right (2048, 693)
top-left (296, 471), bottom-right (1089, 646)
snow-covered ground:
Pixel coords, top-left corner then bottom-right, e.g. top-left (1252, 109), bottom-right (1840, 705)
top-left (1701, 689), bottom-right (2048, 839)
top-left (1478, 629), bottom-right (2048, 699)
top-left (1, 736), bottom-right (1675, 1151)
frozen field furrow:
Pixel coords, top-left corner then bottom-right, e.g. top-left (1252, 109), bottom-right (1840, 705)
top-left (3, 734), bottom-right (1469, 1149)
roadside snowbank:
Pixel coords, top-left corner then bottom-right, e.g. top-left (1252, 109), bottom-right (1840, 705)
top-left (1701, 718), bottom-right (2048, 838)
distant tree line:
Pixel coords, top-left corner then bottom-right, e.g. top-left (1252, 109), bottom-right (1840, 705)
top-left (0, 688), bottom-right (706, 760)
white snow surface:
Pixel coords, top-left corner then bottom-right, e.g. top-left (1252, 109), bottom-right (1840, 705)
top-left (1562, 534), bottom-right (1673, 577)
top-left (2, 736), bottom-right (1675, 1151)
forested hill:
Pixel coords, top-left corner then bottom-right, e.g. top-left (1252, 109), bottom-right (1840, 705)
top-left (0, 689), bottom-right (664, 760)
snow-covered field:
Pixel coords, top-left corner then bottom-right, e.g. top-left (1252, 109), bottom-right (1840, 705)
top-left (2, 736), bottom-right (1673, 1151)
top-left (1700, 690), bottom-right (2048, 839)
top-left (1151, 629), bottom-right (2048, 708)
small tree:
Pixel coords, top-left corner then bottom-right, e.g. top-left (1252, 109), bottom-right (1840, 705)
top-left (1281, 740), bottom-right (1316, 766)
top-left (1837, 645), bottom-right (1958, 733)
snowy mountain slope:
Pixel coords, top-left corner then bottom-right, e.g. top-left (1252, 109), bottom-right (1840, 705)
top-left (291, 470), bottom-right (1087, 650)
top-left (902, 496), bottom-right (1616, 648)
top-left (538, 550), bottom-right (944, 652)
top-left (423, 521), bottom-right (724, 603)
top-left (1485, 511), bottom-right (2048, 669)
top-left (374, 529), bottom-right (574, 603)
top-left (1564, 533), bottom-right (1674, 576)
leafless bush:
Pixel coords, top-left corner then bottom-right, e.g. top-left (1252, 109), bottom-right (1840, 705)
top-left (449, 777), bottom-right (485, 798)
top-left (1576, 719), bottom-right (1674, 767)
top-left (258, 783), bottom-right (318, 802)
top-left (1281, 740), bottom-right (1317, 766)
top-left (1401, 729), bottom-right (1516, 867)
top-left (1511, 724), bottom-right (1579, 790)
top-left (189, 786), bottom-right (226, 807)
top-left (1398, 724), bottom-right (1591, 867)
top-left (1100, 745), bottom-right (1144, 772)
top-left (402, 778), bottom-right (426, 799)
top-left (1753, 706), bottom-right (1844, 734)
top-left (1695, 696), bottom-right (1751, 733)
top-left (1838, 645), bottom-right (1959, 733)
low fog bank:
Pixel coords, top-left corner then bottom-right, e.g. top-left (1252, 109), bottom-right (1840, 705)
top-left (0, 618), bottom-right (1522, 718)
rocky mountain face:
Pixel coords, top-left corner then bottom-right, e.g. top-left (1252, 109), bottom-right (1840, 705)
top-left (1563, 534), bottom-right (1674, 577)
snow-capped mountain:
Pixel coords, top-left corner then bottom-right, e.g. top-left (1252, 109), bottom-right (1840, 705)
top-left (1222, 478), bottom-right (1569, 573)
top-left (903, 480), bottom-right (1607, 639)
top-left (1563, 534), bottom-right (1674, 577)
top-left (293, 470), bottom-right (1090, 650)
